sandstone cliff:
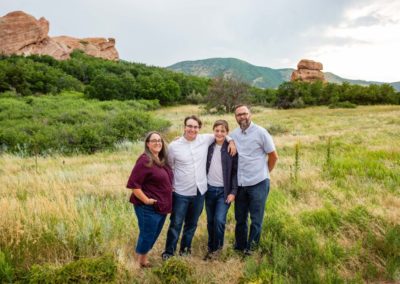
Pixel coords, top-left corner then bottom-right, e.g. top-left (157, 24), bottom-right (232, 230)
top-left (0, 11), bottom-right (119, 60)
top-left (291, 59), bottom-right (325, 82)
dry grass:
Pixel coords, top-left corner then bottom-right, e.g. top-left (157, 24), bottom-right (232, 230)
top-left (1, 105), bottom-right (399, 282)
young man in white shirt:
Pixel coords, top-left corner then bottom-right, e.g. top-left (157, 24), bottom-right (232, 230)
top-left (162, 115), bottom-right (235, 259)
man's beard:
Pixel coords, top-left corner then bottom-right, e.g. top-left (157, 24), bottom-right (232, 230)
top-left (239, 119), bottom-right (250, 130)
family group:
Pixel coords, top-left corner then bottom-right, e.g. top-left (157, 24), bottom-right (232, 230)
top-left (126, 105), bottom-right (278, 268)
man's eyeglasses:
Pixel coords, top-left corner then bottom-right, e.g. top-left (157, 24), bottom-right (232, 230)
top-left (185, 124), bottom-right (200, 129)
top-left (149, 139), bottom-right (162, 143)
top-left (235, 112), bottom-right (249, 117)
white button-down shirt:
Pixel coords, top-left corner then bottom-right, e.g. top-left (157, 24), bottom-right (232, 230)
top-left (168, 134), bottom-right (215, 196)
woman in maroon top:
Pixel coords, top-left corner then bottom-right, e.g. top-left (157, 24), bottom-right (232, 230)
top-left (126, 131), bottom-right (173, 268)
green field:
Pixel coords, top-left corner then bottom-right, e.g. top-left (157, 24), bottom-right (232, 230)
top-left (1, 105), bottom-right (399, 283)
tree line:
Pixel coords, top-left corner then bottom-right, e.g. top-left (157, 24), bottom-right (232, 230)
top-left (1, 52), bottom-right (399, 111)
top-left (0, 51), bottom-right (209, 105)
top-left (204, 78), bottom-right (400, 112)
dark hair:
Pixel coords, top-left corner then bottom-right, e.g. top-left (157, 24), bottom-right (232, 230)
top-left (234, 104), bottom-right (251, 113)
top-left (184, 115), bottom-right (202, 129)
top-left (213, 119), bottom-right (229, 132)
top-left (144, 131), bottom-right (168, 167)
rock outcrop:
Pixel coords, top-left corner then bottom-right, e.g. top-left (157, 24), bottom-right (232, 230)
top-left (0, 11), bottom-right (119, 60)
top-left (291, 59), bottom-right (325, 82)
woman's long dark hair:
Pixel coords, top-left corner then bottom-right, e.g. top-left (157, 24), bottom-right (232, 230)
top-left (144, 131), bottom-right (168, 167)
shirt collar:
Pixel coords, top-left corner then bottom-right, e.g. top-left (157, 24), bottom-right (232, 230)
top-left (241, 122), bottom-right (254, 134)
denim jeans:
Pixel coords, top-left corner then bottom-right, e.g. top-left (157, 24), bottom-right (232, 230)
top-left (234, 178), bottom-right (270, 251)
top-left (134, 204), bottom-right (166, 254)
top-left (205, 185), bottom-right (230, 252)
top-left (163, 190), bottom-right (205, 256)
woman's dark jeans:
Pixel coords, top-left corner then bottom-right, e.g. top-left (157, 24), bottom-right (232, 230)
top-left (205, 185), bottom-right (230, 252)
top-left (234, 178), bottom-right (270, 251)
top-left (134, 204), bottom-right (166, 254)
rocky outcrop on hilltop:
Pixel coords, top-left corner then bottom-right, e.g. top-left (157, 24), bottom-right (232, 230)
top-left (0, 11), bottom-right (119, 60)
top-left (291, 59), bottom-right (325, 82)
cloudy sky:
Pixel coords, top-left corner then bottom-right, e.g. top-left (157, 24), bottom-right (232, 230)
top-left (2, 0), bottom-right (400, 82)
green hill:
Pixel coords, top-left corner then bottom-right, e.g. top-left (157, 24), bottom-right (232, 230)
top-left (391, 81), bottom-right (400, 90)
top-left (168, 58), bottom-right (292, 89)
top-left (168, 58), bottom-right (400, 91)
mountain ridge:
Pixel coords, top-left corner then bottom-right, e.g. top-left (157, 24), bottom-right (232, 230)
top-left (167, 58), bottom-right (400, 91)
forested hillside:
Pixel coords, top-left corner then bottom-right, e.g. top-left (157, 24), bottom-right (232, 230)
top-left (0, 51), bottom-right (209, 104)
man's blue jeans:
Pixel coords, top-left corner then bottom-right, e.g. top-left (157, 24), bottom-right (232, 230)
top-left (163, 190), bottom-right (205, 256)
top-left (134, 204), bottom-right (166, 254)
top-left (205, 185), bottom-right (230, 252)
top-left (234, 178), bottom-right (270, 251)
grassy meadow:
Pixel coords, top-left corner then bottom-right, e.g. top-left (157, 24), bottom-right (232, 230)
top-left (1, 105), bottom-right (399, 283)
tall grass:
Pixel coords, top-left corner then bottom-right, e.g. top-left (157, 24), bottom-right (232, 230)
top-left (1, 105), bottom-right (399, 283)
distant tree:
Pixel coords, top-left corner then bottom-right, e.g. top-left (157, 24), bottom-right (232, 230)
top-left (275, 81), bottom-right (306, 109)
top-left (157, 79), bottom-right (181, 104)
top-left (205, 76), bottom-right (251, 113)
top-left (321, 82), bottom-right (340, 105)
top-left (250, 87), bottom-right (277, 107)
top-left (0, 64), bottom-right (10, 92)
top-left (85, 73), bottom-right (121, 100)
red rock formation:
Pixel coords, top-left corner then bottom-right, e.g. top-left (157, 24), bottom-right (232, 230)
top-left (291, 59), bottom-right (325, 82)
top-left (0, 11), bottom-right (119, 60)
top-left (52, 36), bottom-right (119, 60)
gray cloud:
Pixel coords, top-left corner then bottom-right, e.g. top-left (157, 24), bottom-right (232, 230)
top-left (1, 0), bottom-right (398, 81)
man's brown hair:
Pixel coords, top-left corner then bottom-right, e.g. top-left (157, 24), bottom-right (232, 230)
top-left (184, 115), bottom-right (202, 128)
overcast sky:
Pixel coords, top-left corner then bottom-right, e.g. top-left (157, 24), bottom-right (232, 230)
top-left (2, 0), bottom-right (400, 82)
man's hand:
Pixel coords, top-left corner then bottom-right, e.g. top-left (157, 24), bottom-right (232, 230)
top-left (227, 140), bottom-right (237, 156)
top-left (226, 194), bottom-right (235, 204)
top-left (268, 151), bottom-right (278, 172)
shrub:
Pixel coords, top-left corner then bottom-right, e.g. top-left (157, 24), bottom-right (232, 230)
top-left (154, 258), bottom-right (194, 284)
top-left (185, 91), bottom-right (205, 104)
top-left (0, 93), bottom-right (170, 155)
top-left (266, 124), bottom-right (290, 136)
top-left (28, 255), bottom-right (117, 283)
top-left (329, 101), bottom-right (357, 108)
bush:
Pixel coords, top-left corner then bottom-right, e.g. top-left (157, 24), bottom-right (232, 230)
top-left (266, 124), bottom-right (290, 136)
top-left (0, 93), bottom-right (170, 155)
top-left (185, 91), bottom-right (205, 104)
top-left (28, 255), bottom-right (117, 283)
top-left (329, 101), bottom-right (357, 108)
top-left (154, 258), bottom-right (194, 284)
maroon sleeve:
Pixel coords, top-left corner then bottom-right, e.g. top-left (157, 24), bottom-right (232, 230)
top-left (165, 165), bottom-right (174, 185)
top-left (126, 154), bottom-right (149, 189)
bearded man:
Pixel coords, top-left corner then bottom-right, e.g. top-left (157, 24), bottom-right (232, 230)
top-left (231, 105), bottom-right (278, 254)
